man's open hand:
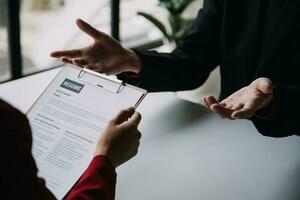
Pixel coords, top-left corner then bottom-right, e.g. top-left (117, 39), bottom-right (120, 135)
top-left (204, 78), bottom-right (274, 119)
top-left (51, 19), bottom-right (141, 75)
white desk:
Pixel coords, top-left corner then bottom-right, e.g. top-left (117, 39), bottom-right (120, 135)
top-left (0, 69), bottom-right (300, 200)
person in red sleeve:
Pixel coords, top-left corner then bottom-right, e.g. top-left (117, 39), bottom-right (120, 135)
top-left (0, 99), bottom-right (142, 200)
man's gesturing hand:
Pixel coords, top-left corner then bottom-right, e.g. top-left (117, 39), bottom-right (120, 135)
top-left (204, 78), bottom-right (274, 119)
top-left (95, 108), bottom-right (142, 168)
top-left (51, 19), bottom-right (141, 75)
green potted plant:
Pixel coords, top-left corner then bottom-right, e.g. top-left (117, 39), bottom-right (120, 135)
top-left (138, 0), bottom-right (197, 47)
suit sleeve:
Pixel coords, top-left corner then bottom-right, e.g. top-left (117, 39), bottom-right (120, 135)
top-left (118, 0), bottom-right (223, 92)
top-left (251, 85), bottom-right (300, 137)
top-left (64, 155), bottom-right (116, 200)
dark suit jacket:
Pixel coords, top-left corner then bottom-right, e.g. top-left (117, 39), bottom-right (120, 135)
top-left (120, 0), bottom-right (300, 137)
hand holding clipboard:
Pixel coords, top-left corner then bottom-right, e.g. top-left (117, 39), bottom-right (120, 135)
top-left (27, 64), bottom-right (147, 199)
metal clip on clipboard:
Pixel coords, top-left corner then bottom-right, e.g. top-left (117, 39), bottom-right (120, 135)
top-left (77, 68), bottom-right (124, 93)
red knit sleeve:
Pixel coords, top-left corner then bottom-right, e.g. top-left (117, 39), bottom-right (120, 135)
top-left (64, 155), bottom-right (116, 200)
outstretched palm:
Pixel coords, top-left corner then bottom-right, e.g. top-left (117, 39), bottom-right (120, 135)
top-left (51, 19), bottom-right (141, 75)
top-left (204, 78), bottom-right (274, 119)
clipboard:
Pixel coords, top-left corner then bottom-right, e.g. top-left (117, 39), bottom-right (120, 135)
top-left (76, 66), bottom-right (146, 108)
top-left (26, 64), bottom-right (147, 199)
top-left (27, 64), bottom-right (147, 113)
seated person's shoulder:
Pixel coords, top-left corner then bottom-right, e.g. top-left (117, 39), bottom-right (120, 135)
top-left (0, 99), bottom-right (29, 122)
top-left (0, 99), bottom-right (32, 148)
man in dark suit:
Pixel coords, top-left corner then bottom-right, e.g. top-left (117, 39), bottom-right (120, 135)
top-left (51, 0), bottom-right (300, 137)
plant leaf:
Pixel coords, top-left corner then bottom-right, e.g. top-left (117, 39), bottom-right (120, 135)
top-left (159, 0), bottom-right (175, 13)
top-left (137, 11), bottom-right (171, 41)
top-left (174, 18), bottom-right (195, 40)
top-left (168, 14), bottom-right (181, 34)
top-left (159, 0), bottom-right (196, 14)
top-left (175, 0), bottom-right (197, 14)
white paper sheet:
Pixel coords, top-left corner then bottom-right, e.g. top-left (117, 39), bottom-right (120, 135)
top-left (27, 65), bottom-right (146, 199)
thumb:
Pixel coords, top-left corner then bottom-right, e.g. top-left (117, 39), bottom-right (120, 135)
top-left (76, 18), bottom-right (108, 41)
top-left (113, 107), bottom-right (135, 125)
top-left (124, 112), bottom-right (142, 128)
top-left (253, 78), bottom-right (273, 94)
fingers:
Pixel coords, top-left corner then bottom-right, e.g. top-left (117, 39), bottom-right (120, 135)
top-left (73, 58), bottom-right (88, 66)
top-left (113, 107), bottom-right (135, 125)
top-left (210, 104), bottom-right (234, 119)
top-left (204, 87), bottom-right (262, 119)
top-left (204, 96), bottom-right (237, 119)
top-left (231, 103), bottom-right (243, 110)
top-left (121, 138), bottom-right (141, 165)
top-left (60, 57), bottom-right (88, 68)
top-left (204, 96), bottom-right (218, 108)
top-left (232, 107), bottom-right (255, 119)
top-left (231, 100), bottom-right (257, 118)
top-left (51, 49), bottom-right (82, 58)
top-left (135, 130), bottom-right (142, 140)
top-left (129, 140), bottom-right (140, 156)
top-left (204, 78), bottom-right (273, 120)
top-left (76, 18), bottom-right (107, 41)
top-left (129, 130), bottom-right (142, 154)
top-left (128, 112), bottom-right (142, 126)
top-left (128, 129), bottom-right (142, 141)
top-left (51, 49), bottom-right (86, 67)
top-left (61, 57), bottom-right (73, 64)
top-left (119, 111), bottom-right (142, 130)
top-left (204, 96), bottom-right (231, 118)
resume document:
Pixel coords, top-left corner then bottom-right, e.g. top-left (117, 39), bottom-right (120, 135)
top-left (27, 65), bottom-right (146, 199)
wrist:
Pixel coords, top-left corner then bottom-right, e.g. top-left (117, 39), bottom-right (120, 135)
top-left (93, 154), bottom-right (116, 170)
top-left (261, 90), bottom-right (274, 109)
top-left (94, 149), bottom-right (117, 168)
top-left (255, 86), bottom-right (280, 119)
top-left (94, 142), bottom-right (120, 168)
top-left (126, 49), bottom-right (142, 74)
